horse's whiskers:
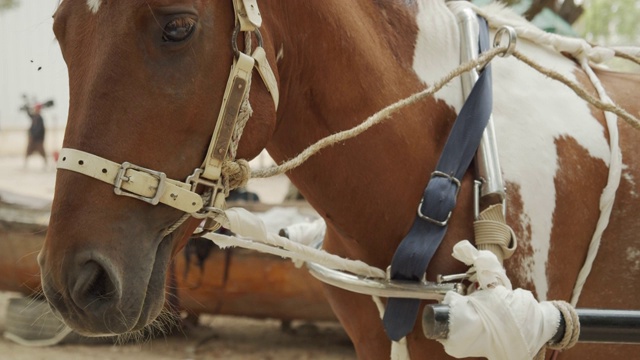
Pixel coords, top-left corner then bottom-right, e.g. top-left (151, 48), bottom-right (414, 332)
top-left (110, 308), bottom-right (179, 345)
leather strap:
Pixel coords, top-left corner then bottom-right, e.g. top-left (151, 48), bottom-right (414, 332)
top-left (202, 52), bottom-right (255, 181)
top-left (57, 148), bottom-right (203, 213)
top-left (382, 16), bottom-right (493, 341)
top-left (253, 46), bottom-right (280, 109)
top-left (233, 0), bottom-right (262, 31)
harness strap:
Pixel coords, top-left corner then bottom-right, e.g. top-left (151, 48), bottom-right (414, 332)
top-left (382, 16), bottom-right (493, 341)
top-left (57, 148), bottom-right (203, 213)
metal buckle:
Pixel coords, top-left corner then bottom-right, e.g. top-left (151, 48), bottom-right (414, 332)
top-left (417, 171), bottom-right (461, 227)
top-left (186, 168), bottom-right (219, 192)
top-left (186, 168), bottom-right (226, 220)
top-left (113, 162), bottom-right (167, 205)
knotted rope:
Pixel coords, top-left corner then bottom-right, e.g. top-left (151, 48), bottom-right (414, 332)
top-left (534, 300), bottom-right (581, 360)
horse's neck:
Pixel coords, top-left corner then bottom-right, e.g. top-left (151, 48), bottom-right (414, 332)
top-left (260, 0), bottom-right (465, 264)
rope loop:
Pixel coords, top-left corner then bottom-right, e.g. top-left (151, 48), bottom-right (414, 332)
top-left (534, 301), bottom-right (580, 360)
top-left (222, 159), bottom-right (251, 191)
top-left (549, 301), bottom-right (581, 351)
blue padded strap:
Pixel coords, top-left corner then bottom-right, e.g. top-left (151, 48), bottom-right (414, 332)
top-left (382, 16), bottom-right (493, 341)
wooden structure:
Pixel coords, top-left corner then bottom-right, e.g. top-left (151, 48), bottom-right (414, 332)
top-left (0, 194), bottom-right (335, 322)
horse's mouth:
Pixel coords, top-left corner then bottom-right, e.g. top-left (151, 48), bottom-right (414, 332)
top-left (127, 231), bottom-right (176, 334)
top-left (43, 231), bottom-right (177, 337)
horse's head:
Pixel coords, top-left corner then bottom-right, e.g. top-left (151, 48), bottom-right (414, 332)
top-left (38, 0), bottom-right (278, 336)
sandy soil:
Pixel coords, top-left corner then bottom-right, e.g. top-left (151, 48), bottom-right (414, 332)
top-left (0, 128), bottom-right (356, 359)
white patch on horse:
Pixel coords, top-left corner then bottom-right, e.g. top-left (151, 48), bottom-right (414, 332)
top-left (276, 45), bottom-right (284, 63)
top-left (412, 1), bottom-right (463, 111)
top-left (412, 1), bottom-right (611, 301)
top-left (627, 247), bottom-right (640, 273)
top-left (87, 0), bottom-right (101, 14)
top-left (622, 165), bottom-right (638, 198)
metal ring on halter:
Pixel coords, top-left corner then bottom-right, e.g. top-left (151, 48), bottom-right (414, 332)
top-left (493, 26), bottom-right (517, 57)
top-left (231, 22), bottom-right (265, 58)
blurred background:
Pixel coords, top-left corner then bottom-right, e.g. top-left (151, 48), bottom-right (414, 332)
top-left (2, 0), bottom-right (639, 141)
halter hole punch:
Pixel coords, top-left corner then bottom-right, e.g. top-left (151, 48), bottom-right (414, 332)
top-left (78, 160), bottom-right (84, 165)
top-left (102, 168), bottom-right (108, 174)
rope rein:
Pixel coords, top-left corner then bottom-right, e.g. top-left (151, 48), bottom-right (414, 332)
top-left (219, 46), bottom-right (640, 187)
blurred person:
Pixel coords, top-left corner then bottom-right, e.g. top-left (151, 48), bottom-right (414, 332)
top-left (24, 103), bottom-right (47, 169)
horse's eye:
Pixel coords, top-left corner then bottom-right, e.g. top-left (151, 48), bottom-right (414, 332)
top-left (162, 17), bottom-right (196, 42)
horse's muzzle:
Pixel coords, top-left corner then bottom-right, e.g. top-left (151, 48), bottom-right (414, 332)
top-left (39, 251), bottom-right (146, 336)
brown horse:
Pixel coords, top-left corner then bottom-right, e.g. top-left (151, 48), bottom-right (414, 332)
top-left (39, 0), bottom-right (640, 358)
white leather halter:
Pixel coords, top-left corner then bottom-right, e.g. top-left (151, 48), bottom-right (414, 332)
top-left (57, 0), bottom-right (278, 224)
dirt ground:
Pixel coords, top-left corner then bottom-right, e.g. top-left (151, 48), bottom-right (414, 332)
top-left (0, 291), bottom-right (356, 360)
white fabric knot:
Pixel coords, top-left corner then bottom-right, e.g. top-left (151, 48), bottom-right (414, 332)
top-left (439, 241), bottom-right (560, 360)
top-left (281, 218), bottom-right (326, 246)
top-left (452, 240), bottom-right (511, 290)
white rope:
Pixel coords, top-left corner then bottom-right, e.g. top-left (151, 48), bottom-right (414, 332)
top-left (569, 59), bottom-right (622, 306)
top-left (203, 207), bottom-right (386, 279)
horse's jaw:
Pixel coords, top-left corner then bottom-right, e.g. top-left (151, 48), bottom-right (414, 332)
top-left (38, 230), bottom-right (175, 337)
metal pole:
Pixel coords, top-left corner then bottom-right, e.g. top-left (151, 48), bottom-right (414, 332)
top-left (423, 304), bottom-right (640, 344)
top-left (456, 7), bottom-right (506, 205)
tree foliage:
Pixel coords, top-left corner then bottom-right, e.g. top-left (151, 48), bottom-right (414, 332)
top-left (498, 0), bottom-right (640, 43)
top-left (579, 0), bottom-right (640, 43)
top-left (0, 0), bottom-right (18, 12)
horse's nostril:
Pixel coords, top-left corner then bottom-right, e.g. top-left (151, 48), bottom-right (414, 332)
top-left (71, 260), bottom-right (119, 310)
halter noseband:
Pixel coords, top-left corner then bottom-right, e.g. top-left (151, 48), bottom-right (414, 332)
top-left (57, 0), bottom-right (278, 231)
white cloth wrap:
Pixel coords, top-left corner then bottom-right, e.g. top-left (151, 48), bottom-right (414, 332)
top-left (281, 218), bottom-right (326, 246)
top-left (439, 241), bottom-right (560, 360)
top-left (209, 208), bottom-right (385, 278)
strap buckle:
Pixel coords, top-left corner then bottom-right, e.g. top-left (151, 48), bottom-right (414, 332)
top-left (186, 168), bottom-right (226, 221)
top-left (114, 162), bottom-right (167, 205)
top-left (417, 171), bottom-right (461, 227)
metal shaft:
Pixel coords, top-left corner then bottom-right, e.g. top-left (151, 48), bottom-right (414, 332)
top-left (456, 7), bottom-right (506, 203)
top-left (423, 304), bottom-right (640, 344)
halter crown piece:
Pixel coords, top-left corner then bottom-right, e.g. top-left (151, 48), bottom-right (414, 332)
top-left (57, 0), bottom-right (278, 232)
